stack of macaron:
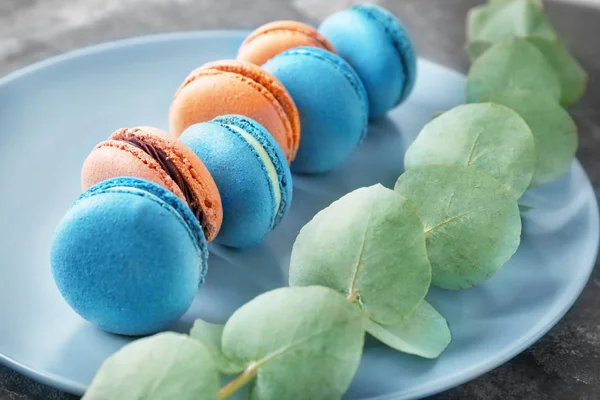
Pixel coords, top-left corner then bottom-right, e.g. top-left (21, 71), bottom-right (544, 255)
top-left (50, 4), bottom-right (416, 335)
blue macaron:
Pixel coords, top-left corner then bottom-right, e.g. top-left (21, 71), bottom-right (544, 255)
top-left (50, 177), bottom-right (207, 336)
top-left (319, 4), bottom-right (417, 119)
top-left (180, 115), bottom-right (292, 248)
top-left (263, 47), bottom-right (368, 174)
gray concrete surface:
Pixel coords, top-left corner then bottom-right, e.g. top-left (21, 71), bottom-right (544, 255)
top-left (1, 0), bottom-right (600, 399)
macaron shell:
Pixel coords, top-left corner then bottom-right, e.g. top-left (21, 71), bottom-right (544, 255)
top-left (263, 47), bottom-right (368, 174)
top-left (238, 20), bottom-right (336, 66)
top-left (319, 5), bottom-right (414, 118)
top-left (51, 177), bottom-right (206, 336)
top-left (81, 141), bottom-right (186, 201)
top-left (200, 60), bottom-right (300, 160)
top-left (169, 68), bottom-right (295, 162)
top-left (212, 114), bottom-right (293, 227)
top-left (111, 127), bottom-right (223, 242)
top-left (356, 4), bottom-right (417, 105)
top-left (181, 122), bottom-right (280, 248)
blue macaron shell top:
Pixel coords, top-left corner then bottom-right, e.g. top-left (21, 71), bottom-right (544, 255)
top-left (212, 114), bottom-right (293, 227)
top-left (293, 48), bottom-right (370, 137)
top-left (319, 4), bottom-right (417, 118)
top-left (180, 116), bottom-right (292, 248)
top-left (50, 177), bottom-right (207, 336)
top-left (263, 47), bottom-right (369, 174)
top-left (80, 177), bottom-right (208, 271)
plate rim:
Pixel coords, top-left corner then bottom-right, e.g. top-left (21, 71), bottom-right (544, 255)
top-left (0, 30), bottom-right (598, 400)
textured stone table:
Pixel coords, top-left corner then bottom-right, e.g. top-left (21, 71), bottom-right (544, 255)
top-left (1, 1), bottom-right (599, 399)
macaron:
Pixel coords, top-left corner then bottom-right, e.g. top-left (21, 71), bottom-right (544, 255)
top-left (319, 4), bottom-right (417, 119)
top-left (169, 60), bottom-right (300, 163)
top-left (263, 47), bottom-right (368, 174)
top-left (237, 20), bottom-right (336, 66)
top-left (81, 126), bottom-right (222, 241)
top-left (50, 177), bottom-right (208, 336)
top-left (180, 115), bottom-right (292, 248)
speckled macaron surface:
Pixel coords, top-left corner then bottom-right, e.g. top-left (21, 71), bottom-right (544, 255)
top-left (180, 115), bottom-right (292, 248)
top-left (237, 20), bottom-right (336, 66)
top-left (169, 59), bottom-right (300, 163)
top-left (263, 47), bottom-right (368, 174)
top-left (81, 126), bottom-right (223, 241)
top-left (319, 4), bottom-right (417, 119)
top-left (50, 177), bottom-right (208, 336)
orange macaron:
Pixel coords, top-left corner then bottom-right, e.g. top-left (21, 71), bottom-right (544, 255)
top-left (81, 126), bottom-right (223, 241)
top-left (169, 60), bottom-right (300, 163)
top-left (237, 21), bottom-right (336, 66)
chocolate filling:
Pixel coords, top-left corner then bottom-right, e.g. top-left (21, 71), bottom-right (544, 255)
top-left (124, 137), bottom-right (207, 233)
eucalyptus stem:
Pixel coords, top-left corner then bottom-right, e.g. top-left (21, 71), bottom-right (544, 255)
top-left (218, 363), bottom-right (259, 400)
top-left (347, 291), bottom-right (358, 302)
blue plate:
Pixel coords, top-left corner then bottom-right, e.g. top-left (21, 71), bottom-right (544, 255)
top-left (0, 31), bottom-right (597, 400)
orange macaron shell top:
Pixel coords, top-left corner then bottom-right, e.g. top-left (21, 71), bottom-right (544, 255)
top-left (81, 139), bottom-right (187, 199)
top-left (238, 20), bottom-right (336, 66)
top-left (202, 60), bottom-right (300, 158)
top-left (169, 60), bottom-right (300, 162)
top-left (81, 126), bottom-right (223, 241)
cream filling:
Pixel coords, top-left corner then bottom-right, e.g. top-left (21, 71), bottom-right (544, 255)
top-left (227, 124), bottom-right (281, 212)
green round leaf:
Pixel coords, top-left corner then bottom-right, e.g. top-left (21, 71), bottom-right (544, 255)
top-left (466, 41), bottom-right (493, 61)
top-left (466, 38), bottom-right (561, 103)
top-left (519, 203), bottom-right (534, 213)
top-left (190, 319), bottom-right (245, 375)
top-left (489, 0), bottom-right (543, 7)
top-left (222, 286), bottom-right (365, 400)
top-left (289, 184), bottom-right (431, 324)
top-left (404, 103), bottom-right (535, 198)
top-left (467, 0), bottom-right (556, 46)
top-left (526, 37), bottom-right (587, 106)
top-left (84, 333), bottom-right (219, 400)
top-left (394, 165), bottom-right (521, 290)
top-left (485, 89), bottom-right (578, 186)
top-left (366, 300), bottom-right (451, 359)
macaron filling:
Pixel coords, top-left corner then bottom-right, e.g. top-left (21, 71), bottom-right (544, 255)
top-left (226, 124), bottom-right (282, 212)
top-left (123, 137), bottom-right (208, 234)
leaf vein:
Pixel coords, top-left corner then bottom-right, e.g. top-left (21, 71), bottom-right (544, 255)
top-left (252, 316), bottom-right (362, 369)
top-left (466, 129), bottom-right (484, 166)
top-left (347, 199), bottom-right (374, 299)
top-left (424, 209), bottom-right (482, 235)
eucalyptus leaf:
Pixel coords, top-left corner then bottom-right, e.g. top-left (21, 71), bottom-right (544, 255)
top-left (519, 204), bottom-right (534, 212)
top-left (431, 110), bottom-right (445, 120)
top-left (366, 300), bottom-right (451, 359)
top-left (404, 103), bottom-right (535, 198)
top-left (395, 165), bottom-right (521, 290)
top-left (485, 89), bottom-right (578, 186)
top-left (489, 0), bottom-right (542, 8)
top-left (466, 37), bottom-right (561, 103)
top-left (222, 286), bottom-right (365, 400)
top-left (467, 0), bottom-right (556, 51)
top-left (190, 319), bottom-right (245, 375)
top-left (84, 333), bottom-right (219, 400)
top-left (526, 37), bottom-right (587, 106)
top-left (466, 41), bottom-right (493, 60)
top-left (289, 184), bottom-right (431, 325)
